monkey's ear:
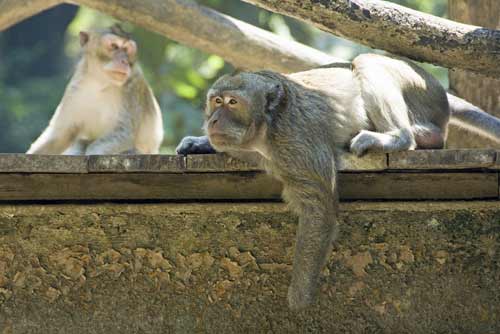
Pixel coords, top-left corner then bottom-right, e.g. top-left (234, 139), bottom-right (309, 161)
top-left (79, 31), bottom-right (90, 47)
top-left (266, 82), bottom-right (286, 114)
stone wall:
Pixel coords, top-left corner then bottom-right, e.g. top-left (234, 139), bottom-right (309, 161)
top-left (0, 201), bottom-right (499, 333)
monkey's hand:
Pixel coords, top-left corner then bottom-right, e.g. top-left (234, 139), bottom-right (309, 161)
top-left (176, 136), bottom-right (216, 155)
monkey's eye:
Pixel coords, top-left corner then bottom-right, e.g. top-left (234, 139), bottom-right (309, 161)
top-left (110, 43), bottom-right (119, 51)
top-left (214, 97), bottom-right (223, 105)
top-left (228, 98), bottom-right (238, 105)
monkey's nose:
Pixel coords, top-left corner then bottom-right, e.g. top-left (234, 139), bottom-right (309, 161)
top-left (120, 59), bottom-right (129, 66)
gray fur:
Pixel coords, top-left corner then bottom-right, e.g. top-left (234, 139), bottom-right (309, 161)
top-left (447, 93), bottom-right (500, 143)
top-left (176, 53), bottom-right (500, 309)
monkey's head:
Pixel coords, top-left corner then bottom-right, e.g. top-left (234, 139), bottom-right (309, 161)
top-left (204, 71), bottom-right (287, 154)
top-left (79, 25), bottom-right (137, 86)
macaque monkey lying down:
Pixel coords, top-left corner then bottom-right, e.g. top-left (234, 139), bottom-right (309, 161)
top-left (27, 25), bottom-right (163, 155)
top-left (176, 54), bottom-right (500, 309)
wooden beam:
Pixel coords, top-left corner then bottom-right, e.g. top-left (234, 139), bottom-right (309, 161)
top-left (340, 172), bottom-right (498, 200)
top-left (88, 155), bottom-right (185, 173)
top-left (186, 153), bottom-right (262, 172)
top-left (494, 151), bottom-right (500, 170)
top-left (388, 150), bottom-right (496, 170)
top-left (0, 152), bottom-right (389, 173)
top-left (337, 152), bottom-right (387, 171)
top-left (0, 171), bottom-right (496, 201)
top-left (3, 0), bottom-right (499, 77)
top-left (0, 172), bottom-right (283, 201)
top-left (0, 154), bottom-right (88, 173)
top-left (0, 0), bottom-right (63, 31)
top-left (1, 151), bottom-right (499, 174)
top-left (185, 152), bottom-right (388, 172)
top-left (66, 0), bottom-right (339, 73)
top-left (0, 152), bottom-right (498, 201)
top-left (241, 0), bottom-right (500, 77)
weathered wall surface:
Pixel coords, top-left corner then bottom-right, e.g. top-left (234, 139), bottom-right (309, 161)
top-left (0, 202), bottom-right (499, 333)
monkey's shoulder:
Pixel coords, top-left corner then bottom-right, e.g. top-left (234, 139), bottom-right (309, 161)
top-left (286, 67), bottom-right (361, 101)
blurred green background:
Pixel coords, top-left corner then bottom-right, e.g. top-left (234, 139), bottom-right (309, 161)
top-left (0, 0), bottom-right (447, 153)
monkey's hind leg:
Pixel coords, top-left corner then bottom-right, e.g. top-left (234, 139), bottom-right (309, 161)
top-left (412, 123), bottom-right (446, 149)
top-left (353, 62), bottom-right (420, 156)
top-left (350, 128), bottom-right (416, 156)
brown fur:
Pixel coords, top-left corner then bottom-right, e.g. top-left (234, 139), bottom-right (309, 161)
top-left (27, 27), bottom-right (163, 155)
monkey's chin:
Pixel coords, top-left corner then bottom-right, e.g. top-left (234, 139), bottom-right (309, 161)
top-left (107, 72), bottom-right (129, 86)
top-left (208, 134), bottom-right (240, 151)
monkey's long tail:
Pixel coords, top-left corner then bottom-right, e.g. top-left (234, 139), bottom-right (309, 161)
top-left (447, 93), bottom-right (500, 143)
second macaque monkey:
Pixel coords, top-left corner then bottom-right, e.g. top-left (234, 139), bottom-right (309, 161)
top-left (27, 25), bottom-right (163, 155)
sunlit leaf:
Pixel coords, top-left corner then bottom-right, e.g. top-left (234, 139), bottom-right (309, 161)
top-left (174, 83), bottom-right (198, 99)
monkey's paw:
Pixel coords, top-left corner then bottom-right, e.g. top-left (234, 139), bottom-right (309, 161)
top-left (349, 130), bottom-right (379, 156)
top-left (287, 284), bottom-right (316, 311)
top-left (176, 136), bottom-right (216, 155)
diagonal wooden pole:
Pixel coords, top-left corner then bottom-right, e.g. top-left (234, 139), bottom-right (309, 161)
top-left (66, 0), bottom-right (341, 73)
top-left (241, 0), bottom-right (500, 77)
top-left (3, 0), bottom-right (499, 76)
top-left (0, 0), bottom-right (63, 31)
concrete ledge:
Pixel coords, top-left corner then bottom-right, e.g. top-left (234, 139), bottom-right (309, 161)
top-left (1, 150), bottom-right (499, 173)
top-left (0, 151), bottom-right (498, 332)
top-left (0, 202), bottom-right (499, 333)
top-left (0, 151), bottom-right (498, 201)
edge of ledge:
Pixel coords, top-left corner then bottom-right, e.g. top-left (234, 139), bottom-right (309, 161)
top-left (0, 149), bottom-right (498, 173)
top-left (0, 154), bottom-right (89, 173)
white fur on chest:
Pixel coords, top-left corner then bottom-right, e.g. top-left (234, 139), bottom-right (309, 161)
top-left (65, 78), bottom-right (123, 141)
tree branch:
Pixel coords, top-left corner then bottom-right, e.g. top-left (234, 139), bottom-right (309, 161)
top-left (241, 0), bottom-right (500, 77)
top-left (65, 0), bottom-right (340, 72)
top-left (3, 0), bottom-right (499, 77)
top-left (0, 0), bottom-right (63, 31)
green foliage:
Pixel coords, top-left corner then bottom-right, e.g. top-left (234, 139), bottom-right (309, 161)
top-left (0, 0), bottom-right (448, 153)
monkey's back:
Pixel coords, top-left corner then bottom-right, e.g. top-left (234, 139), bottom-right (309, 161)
top-left (288, 68), bottom-right (370, 148)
